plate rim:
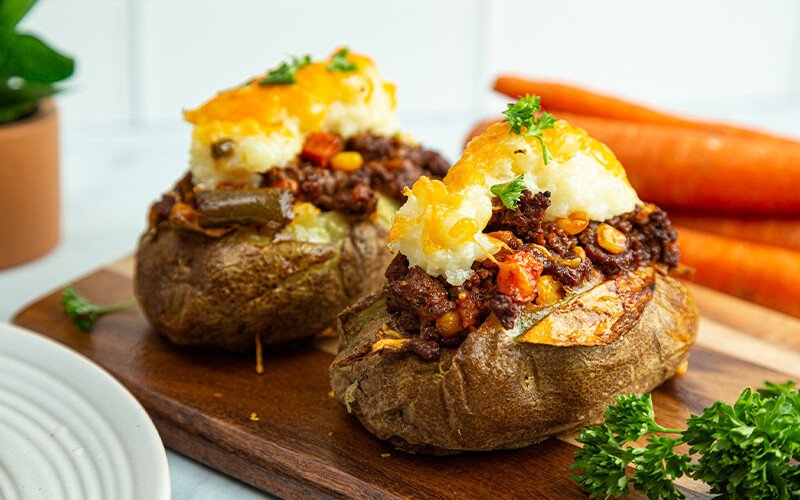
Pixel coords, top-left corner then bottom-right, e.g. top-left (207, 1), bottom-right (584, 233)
top-left (0, 322), bottom-right (170, 500)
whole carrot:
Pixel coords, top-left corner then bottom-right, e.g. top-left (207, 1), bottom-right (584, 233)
top-left (494, 76), bottom-right (799, 146)
top-left (558, 111), bottom-right (800, 214)
top-left (676, 227), bottom-right (800, 319)
top-left (669, 213), bottom-right (800, 253)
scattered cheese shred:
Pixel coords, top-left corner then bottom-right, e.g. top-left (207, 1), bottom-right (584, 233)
top-left (250, 413), bottom-right (260, 422)
top-left (255, 333), bottom-right (264, 375)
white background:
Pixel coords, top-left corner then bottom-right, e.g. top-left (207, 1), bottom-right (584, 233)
top-left (20, 0), bottom-right (800, 137)
top-left (3, 1), bottom-right (800, 498)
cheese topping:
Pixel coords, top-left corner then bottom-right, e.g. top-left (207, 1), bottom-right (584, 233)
top-left (389, 120), bottom-right (641, 285)
top-left (185, 50), bottom-right (399, 187)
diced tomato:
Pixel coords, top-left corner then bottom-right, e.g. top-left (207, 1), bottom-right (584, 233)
top-left (496, 251), bottom-right (544, 303)
top-left (301, 132), bottom-right (343, 167)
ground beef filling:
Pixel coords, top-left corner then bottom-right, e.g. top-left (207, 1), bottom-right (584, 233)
top-left (149, 133), bottom-right (449, 229)
top-left (263, 133), bottom-right (448, 221)
top-left (385, 190), bottom-right (679, 361)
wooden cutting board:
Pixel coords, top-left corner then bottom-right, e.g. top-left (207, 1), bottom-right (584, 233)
top-left (11, 257), bottom-right (800, 499)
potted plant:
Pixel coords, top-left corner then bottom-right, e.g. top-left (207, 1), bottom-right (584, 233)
top-left (0, 0), bottom-right (74, 269)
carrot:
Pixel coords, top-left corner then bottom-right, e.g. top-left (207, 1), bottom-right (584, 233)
top-left (669, 213), bottom-right (800, 253)
top-left (676, 227), bottom-right (800, 319)
top-left (493, 76), bottom-right (800, 146)
top-left (465, 113), bottom-right (800, 214)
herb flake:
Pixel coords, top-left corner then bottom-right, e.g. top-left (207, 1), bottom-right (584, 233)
top-left (490, 175), bottom-right (526, 210)
top-left (502, 95), bottom-right (556, 165)
top-left (328, 47), bottom-right (358, 73)
top-left (259, 54), bottom-right (312, 85)
top-left (61, 286), bottom-right (136, 332)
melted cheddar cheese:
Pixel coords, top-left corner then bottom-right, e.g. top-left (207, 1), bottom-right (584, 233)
top-left (185, 50), bottom-right (399, 186)
top-left (390, 121), bottom-right (641, 285)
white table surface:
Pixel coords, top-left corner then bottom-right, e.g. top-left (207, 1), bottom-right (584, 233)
top-left (1, 104), bottom-right (798, 498)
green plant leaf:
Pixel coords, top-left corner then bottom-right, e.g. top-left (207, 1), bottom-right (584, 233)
top-left (0, 0), bottom-right (38, 30)
top-left (0, 99), bottom-right (36, 123)
top-left (0, 78), bottom-right (58, 123)
top-left (0, 78), bottom-right (57, 103)
top-left (0, 32), bottom-right (75, 83)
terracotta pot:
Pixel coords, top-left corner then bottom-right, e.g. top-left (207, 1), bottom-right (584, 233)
top-left (0, 100), bottom-right (60, 269)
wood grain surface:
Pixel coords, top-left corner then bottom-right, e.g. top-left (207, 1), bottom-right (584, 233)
top-left (10, 258), bottom-right (800, 499)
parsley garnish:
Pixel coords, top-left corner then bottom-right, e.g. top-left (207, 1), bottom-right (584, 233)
top-left (328, 47), bottom-right (358, 73)
top-left (571, 382), bottom-right (800, 499)
top-left (259, 54), bottom-right (312, 85)
top-left (502, 95), bottom-right (556, 165)
top-left (490, 175), bottom-right (526, 210)
top-left (61, 286), bottom-right (136, 332)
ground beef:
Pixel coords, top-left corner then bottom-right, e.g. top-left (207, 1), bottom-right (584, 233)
top-left (486, 190), bottom-right (551, 243)
top-left (261, 133), bottom-right (448, 220)
top-left (579, 206), bottom-right (679, 276)
top-left (385, 190), bottom-right (681, 360)
top-left (150, 134), bottom-right (448, 229)
top-left (385, 255), bottom-right (452, 332)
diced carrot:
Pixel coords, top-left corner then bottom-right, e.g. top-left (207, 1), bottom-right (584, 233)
top-left (496, 251), bottom-right (544, 303)
top-left (301, 132), bottom-right (343, 167)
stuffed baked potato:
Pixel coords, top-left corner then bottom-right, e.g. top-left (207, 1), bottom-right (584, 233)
top-left (135, 49), bottom-right (448, 351)
top-left (330, 96), bottom-right (698, 453)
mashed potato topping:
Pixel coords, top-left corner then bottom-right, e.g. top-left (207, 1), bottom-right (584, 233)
top-left (185, 50), bottom-right (399, 186)
top-left (389, 120), bottom-right (641, 285)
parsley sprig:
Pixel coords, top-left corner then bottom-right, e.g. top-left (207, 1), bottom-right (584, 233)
top-left (328, 47), bottom-right (358, 73)
top-left (61, 286), bottom-right (136, 332)
top-left (490, 175), bottom-right (526, 210)
top-left (502, 95), bottom-right (556, 165)
top-left (259, 54), bottom-right (312, 85)
top-left (571, 382), bottom-right (800, 499)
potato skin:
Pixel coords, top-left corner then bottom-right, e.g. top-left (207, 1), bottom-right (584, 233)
top-left (330, 274), bottom-right (698, 454)
top-left (135, 221), bottom-right (392, 351)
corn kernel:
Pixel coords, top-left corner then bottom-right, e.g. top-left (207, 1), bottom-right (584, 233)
top-left (436, 310), bottom-right (464, 337)
top-left (535, 275), bottom-right (564, 306)
top-left (675, 359), bottom-right (689, 376)
top-left (556, 211), bottom-right (589, 235)
top-left (330, 151), bottom-right (364, 171)
top-left (597, 223), bottom-right (627, 254)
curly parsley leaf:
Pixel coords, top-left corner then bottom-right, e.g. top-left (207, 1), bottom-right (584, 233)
top-left (259, 54), bottom-right (312, 85)
top-left (571, 425), bottom-right (634, 499)
top-left (502, 95), bottom-right (557, 165)
top-left (631, 435), bottom-right (690, 500)
top-left (61, 286), bottom-right (136, 332)
top-left (605, 394), bottom-right (681, 441)
top-left (683, 385), bottom-right (800, 498)
top-left (328, 47), bottom-right (358, 73)
top-left (489, 175), bottom-right (526, 210)
top-left (572, 382), bottom-right (800, 499)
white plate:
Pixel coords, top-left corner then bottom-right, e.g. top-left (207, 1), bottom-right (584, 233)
top-left (0, 323), bottom-right (170, 500)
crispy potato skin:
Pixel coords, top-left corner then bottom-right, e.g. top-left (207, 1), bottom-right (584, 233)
top-left (330, 274), bottom-right (698, 454)
top-left (135, 222), bottom-right (392, 351)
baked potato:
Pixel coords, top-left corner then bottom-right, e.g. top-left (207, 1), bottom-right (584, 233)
top-left (134, 49), bottom-right (448, 351)
top-left (331, 272), bottom-right (696, 454)
top-left (330, 96), bottom-right (698, 453)
top-left (136, 206), bottom-right (391, 351)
